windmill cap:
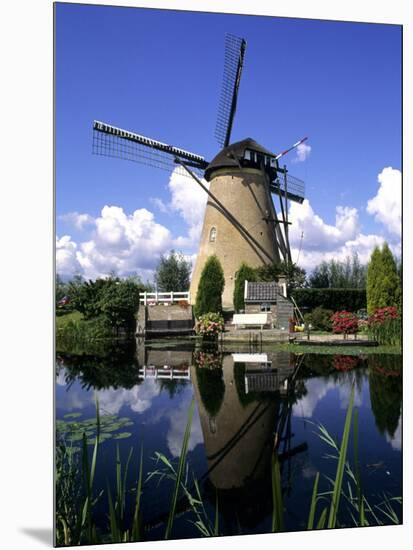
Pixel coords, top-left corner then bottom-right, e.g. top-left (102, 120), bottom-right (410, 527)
top-left (204, 138), bottom-right (276, 181)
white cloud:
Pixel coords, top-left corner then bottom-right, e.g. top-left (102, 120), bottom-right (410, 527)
top-left (289, 199), bottom-right (360, 253)
top-left (57, 165), bottom-right (401, 280)
top-left (290, 231), bottom-right (389, 272)
top-left (150, 197), bottom-right (169, 213)
top-left (150, 167), bottom-right (209, 249)
top-left (288, 164), bottom-right (401, 272)
top-left (57, 206), bottom-right (173, 280)
top-left (367, 167), bottom-right (401, 237)
top-left (57, 168), bottom-right (210, 280)
top-left (294, 142), bottom-right (312, 162)
top-left (59, 211), bottom-right (95, 230)
top-left (56, 235), bottom-right (82, 277)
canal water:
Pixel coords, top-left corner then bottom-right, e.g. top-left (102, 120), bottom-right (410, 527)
top-left (55, 340), bottom-right (402, 541)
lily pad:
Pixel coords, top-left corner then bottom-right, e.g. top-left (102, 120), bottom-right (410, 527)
top-left (66, 432), bottom-right (86, 442)
top-left (101, 423), bottom-right (123, 433)
top-left (65, 446), bottom-right (81, 455)
top-left (64, 412), bottom-right (82, 419)
top-left (113, 432), bottom-right (132, 440)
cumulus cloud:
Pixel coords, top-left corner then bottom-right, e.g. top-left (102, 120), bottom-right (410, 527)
top-left (367, 167), bottom-right (401, 237)
top-left (57, 165), bottom-right (401, 280)
top-left (56, 235), bottom-right (83, 277)
top-left (56, 168), bottom-right (209, 280)
top-left (288, 164), bottom-right (401, 271)
top-left (289, 200), bottom-right (360, 253)
top-left (57, 206), bottom-right (173, 280)
top-left (290, 231), bottom-right (389, 272)
top-left (59, 211), bottom-right (95, 230)
top-left (294, 142), bottom-right (312, 162)
top-left (151, 167), bottom-right (208, 249)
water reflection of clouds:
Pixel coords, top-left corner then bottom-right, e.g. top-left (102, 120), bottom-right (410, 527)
top-left (56, 368), bottom-right (67, 387)
top-left (147, 387), bottom-right (203, 458)
top-left (293, 378), bottom-right (336, 418)
top-left (56, 369), bottom-right (161, 416)
top-left (338, 382), bottom-right (363, 410)
top-left (386, 419), bottom-right (401, 451)
top-left (95, 380), bottom-right (160, 415)
top-left (293, 376), bottom-right (363, 419)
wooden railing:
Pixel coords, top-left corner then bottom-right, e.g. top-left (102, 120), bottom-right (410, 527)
top-left (139, 291), bottom-right (190, 305)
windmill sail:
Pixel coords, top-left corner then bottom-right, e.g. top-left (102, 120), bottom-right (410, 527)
top-left (92, 121), bottom-right (208, 178)
top-left (270, 172), bottom-right (305, 204)
top-left (215, 34), bottom-right (247, 149)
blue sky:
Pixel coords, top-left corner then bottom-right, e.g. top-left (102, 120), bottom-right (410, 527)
top-left (55, 2), bottom-right (401, 280)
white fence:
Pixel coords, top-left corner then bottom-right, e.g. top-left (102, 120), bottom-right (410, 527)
top-left (139, 366), bottom-right (191, 380)
top-left (139, 291), bottom-right (191, 305)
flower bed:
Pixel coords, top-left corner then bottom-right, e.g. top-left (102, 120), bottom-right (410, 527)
top-left (194, 312), bottom-right (225, 338)
top-left (331, 311), bottom-right (359, 338)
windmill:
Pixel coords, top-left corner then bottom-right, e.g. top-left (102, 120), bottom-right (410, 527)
top-left (92, 34), bottom-right (306, 309)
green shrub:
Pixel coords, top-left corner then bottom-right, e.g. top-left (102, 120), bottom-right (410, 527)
top-left (233, 263), bottom-right (257, 312)
top-left (194, 255), bottom-right (225, 317)
top-left (291, 288), bottom-right (366, 312)
top-left (304, 307), bottom-right (334, 331)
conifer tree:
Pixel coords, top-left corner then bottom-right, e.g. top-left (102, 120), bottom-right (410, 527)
top-left (233, 263), bottom-right (257, 312)
top-left (194, 255), bottom-right (225, 317)
top-left (367, 243), bottom-right (401, 313)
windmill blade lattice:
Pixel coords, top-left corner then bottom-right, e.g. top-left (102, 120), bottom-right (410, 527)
top-left (215, 34), bottom-right (247, 149)
top-left (92, 121), bottom-right (208, 179)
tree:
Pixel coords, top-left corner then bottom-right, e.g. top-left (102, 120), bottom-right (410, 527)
top-left (56, 273), bottom-right (67, 302)
top-left (98, 278), bottom-right (143, 332)
top-left (308, 262), bottom-right (330, 288)
top-left (154, 250), bottom-right (191, 292)
top-left (308, 253), bottom-right (366, 289)
top-left (255, 260), bottom-right (307, 293)
top-left (367, 243), bottom-right (401, 314)
top-left (194, 255), bottom-right (225, 317)
top-left (68, 275), bottom-right (148, 332)
top-left (233, 263), bottom-right (257, 312)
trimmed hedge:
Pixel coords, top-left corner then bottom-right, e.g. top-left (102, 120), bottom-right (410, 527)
top-left (291, 288), bottom-right (366, 312)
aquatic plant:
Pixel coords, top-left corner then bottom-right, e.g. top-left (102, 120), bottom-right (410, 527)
top-left (368, 306), bottom-right (401, 346)
top-left (309, 386), bottom-right (401, 528)
top-left (55, 386), bottom-right (401, 546)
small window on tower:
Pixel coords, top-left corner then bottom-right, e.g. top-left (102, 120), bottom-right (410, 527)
top-left (209, 227), bottom-right (217, 242)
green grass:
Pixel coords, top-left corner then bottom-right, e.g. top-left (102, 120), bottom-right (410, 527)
top-left (56, 310), bottom-right (83, 326)
top-left (56, 311), bottom-right (114, 353)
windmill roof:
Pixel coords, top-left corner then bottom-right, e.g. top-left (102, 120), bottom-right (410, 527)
top-left (245, 281), bottom-right (279, 303)
top-left (204, 138), bottom-right (275, 181)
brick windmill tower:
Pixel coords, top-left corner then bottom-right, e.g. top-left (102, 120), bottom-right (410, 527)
top-left (92, 34), bottom-right (306, 309)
